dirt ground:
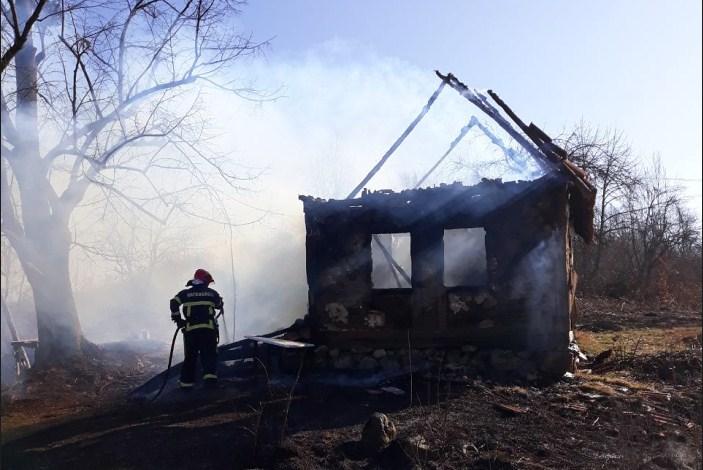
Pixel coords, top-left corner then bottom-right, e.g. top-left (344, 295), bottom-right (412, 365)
top-left (1, 297), bottom-right (701, 469)
top-left (0, 340), bottom-right (168, 438)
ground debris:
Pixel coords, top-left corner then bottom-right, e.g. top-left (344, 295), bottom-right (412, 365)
top-left (1, 342), bottom-right (166, 435)
top-left (2, 297), bottom-right (701, 470)
top-left (492, 403), bottom-right (529, 416)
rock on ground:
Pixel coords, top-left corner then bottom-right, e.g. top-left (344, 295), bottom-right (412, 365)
top-left (360, 412), bottom-right (397, 454)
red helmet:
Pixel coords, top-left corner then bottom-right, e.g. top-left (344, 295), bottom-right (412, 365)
top-left (193, 268), bottom-right (214, 284)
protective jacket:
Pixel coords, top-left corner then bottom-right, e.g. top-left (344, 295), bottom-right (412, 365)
top-left (170, 283), bottom-right (223, 387)
top-left (170, 284), bottom-right (223, 332)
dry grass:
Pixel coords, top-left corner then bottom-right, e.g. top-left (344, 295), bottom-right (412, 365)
top-left (580, 373), bottom-right (655, 392)
top-left (576, 326), bottom-right (701, 356)
top-left (578, 381), bottom-right (617, 396)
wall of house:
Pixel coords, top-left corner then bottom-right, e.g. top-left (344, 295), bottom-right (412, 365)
top-left (300, 176), bottom-right (573, 375)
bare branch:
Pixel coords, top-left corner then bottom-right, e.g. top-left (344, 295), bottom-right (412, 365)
top-left (0, 0), bottom-right (48, 73)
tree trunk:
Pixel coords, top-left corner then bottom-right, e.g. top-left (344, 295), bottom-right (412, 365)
top-left (8, 0), bottom-right (84, 366)
top-left (26, 234), bottom-right (83, 365)
top-left (589, 180), bottom-right (609, 279)
top-left (9, 156), bottom-right (84, 365)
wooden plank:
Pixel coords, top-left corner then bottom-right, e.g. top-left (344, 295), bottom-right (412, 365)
top-left (218, 325), bottom-right (295, 351)
top-left (1, 297), bottom-right (32, 371)
top-left (244, 336), bottom-right (315, 349)
top-left (11, 340), bottom-right (38, 347)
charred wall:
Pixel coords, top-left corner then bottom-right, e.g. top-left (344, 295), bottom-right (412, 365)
top-left (300, 174), bottom-right (573, 372)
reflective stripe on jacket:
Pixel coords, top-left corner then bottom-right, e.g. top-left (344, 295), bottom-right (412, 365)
top-left (170, 285), bottom-right (223, 331)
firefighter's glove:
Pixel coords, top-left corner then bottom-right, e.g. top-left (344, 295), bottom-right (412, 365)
top-left (171, 314), bottom-right (186, 329)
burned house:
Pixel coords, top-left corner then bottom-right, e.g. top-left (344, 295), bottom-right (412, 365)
top-left (131, 72), bottom-right (596, 402)
top-left (300, 173), bottom-right (592, 375)
top-left (298, 73), bottom-right (596, 377)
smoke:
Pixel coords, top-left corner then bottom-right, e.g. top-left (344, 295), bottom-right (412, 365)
top-left (443, 228), bottom-right (488, 287)
top-left (509, 230), bottom-right (566, 352)
top-left (1, 38), bottom-right (546, 369)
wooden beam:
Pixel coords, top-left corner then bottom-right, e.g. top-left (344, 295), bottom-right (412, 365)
top-left (244, 336), bottom-right (315, 349)
top-left (435, 71), bottom-right (553, 174)
top-left (346, 81), bottom-right (446, 199)
top-left (485, 88), bottom-right (595, 193)
top-left (372, 235), bottom-right (411, 286)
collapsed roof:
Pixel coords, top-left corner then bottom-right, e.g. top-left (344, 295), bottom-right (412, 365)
top-left (433, 72), bottom-right (596, 242)
top-left (341, 71), bottom-right (597, 242)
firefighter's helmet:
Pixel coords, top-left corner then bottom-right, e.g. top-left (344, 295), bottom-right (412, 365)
top-left (191, 268), bottom-right (214, 285)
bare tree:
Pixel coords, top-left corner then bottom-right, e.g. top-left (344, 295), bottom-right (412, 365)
top-left (559, 122), bottom-right (640, 276)
top-left (1, 0), bottom-right (267, 365)
top-left (620, 157), bottom-right (699, 294)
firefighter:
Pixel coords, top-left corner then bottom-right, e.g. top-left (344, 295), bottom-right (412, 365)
top-left (170, 268), bottom-right (223, 389)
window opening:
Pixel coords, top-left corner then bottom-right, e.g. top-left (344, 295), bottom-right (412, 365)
top-left (443, 228), bottom-right (487, 287)
top-left (371, 233), bottom-right (412, 288)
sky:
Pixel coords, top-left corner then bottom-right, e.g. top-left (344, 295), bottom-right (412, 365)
top-left (233, 0), bottom-right (702, 215)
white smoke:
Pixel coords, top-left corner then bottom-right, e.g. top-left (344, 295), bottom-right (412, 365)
top-left (509, 231), bottom-right (566, 352)
top-left (2, 40), bottom-right (548, 361)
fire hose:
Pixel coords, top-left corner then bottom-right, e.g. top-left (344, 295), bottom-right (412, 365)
top-left (150, 325), bottom-right (181, 402)
top-left (151, 310), bottom-right (225, 402)
top-left (217, 311), bottom-right (229, 344)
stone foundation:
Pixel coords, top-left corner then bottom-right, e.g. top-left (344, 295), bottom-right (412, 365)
top-left (300, 344), bottom-right (570, 381)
